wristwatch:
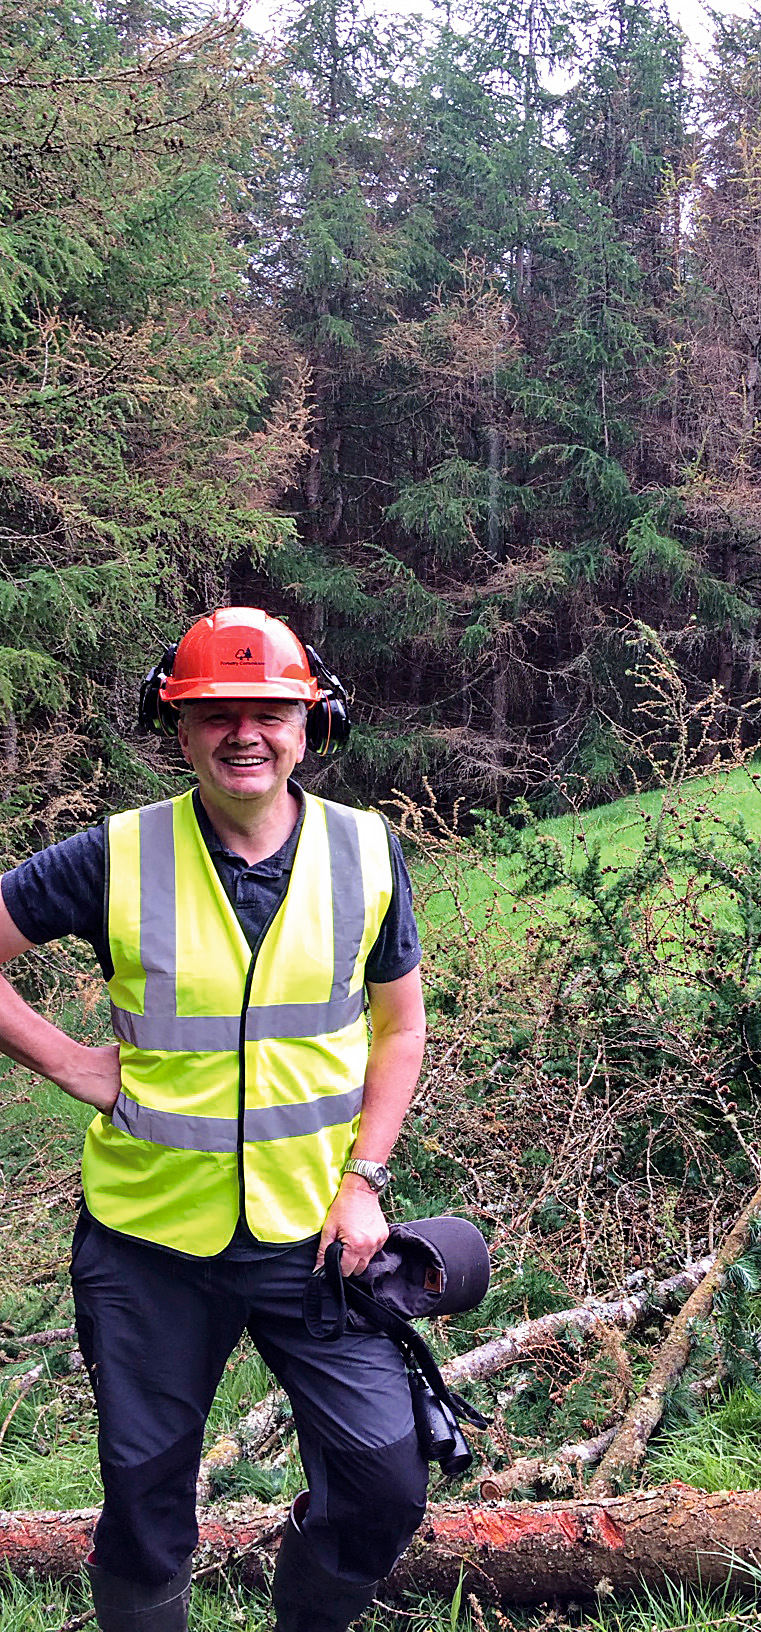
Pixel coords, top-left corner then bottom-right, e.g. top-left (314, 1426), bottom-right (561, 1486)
top-left (343, 1158), bottom-right (390, 1195)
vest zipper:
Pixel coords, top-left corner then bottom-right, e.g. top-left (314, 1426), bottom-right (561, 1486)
top-left (237, 955), bottom-right (256, 1217)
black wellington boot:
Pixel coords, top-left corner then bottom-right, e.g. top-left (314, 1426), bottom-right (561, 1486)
top-left (86, 1556), bottom-right (192, 1631)
top-left (273, 1495), bottom-right (378, 1632)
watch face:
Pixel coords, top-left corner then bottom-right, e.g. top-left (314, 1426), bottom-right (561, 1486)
top-left (347, 1159), bottom-right (389, 1191)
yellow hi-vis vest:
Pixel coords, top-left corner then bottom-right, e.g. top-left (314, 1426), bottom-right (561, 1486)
top-left (81, 789), bottom-right (393, 1255)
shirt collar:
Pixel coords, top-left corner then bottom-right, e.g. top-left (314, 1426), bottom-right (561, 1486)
top-left (192, 781), bottom-right (306, 875)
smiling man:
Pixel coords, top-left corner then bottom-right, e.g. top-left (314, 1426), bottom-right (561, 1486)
top-left (0, 608), bottom-right (428, 1632)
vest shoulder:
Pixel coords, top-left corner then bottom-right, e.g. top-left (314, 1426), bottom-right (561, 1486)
top-left (108, 792), bottom-right (192, 831)
top-left (305, 793), bottom-right (385, 831)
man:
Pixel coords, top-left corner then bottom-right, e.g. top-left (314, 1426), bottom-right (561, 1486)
top-left (0, 607), bottom-right (428, 1632)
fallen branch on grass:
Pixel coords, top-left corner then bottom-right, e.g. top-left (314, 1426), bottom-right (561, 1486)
top-left (480, 1427), bottom-right (618, 1499)
top-left (196, 1390), bottom-right (289, 1502)
top-left (0, 1366), bottom-right (45, 1449)
top-left (0, 1326), bottom-right (76, 1351)
top-left (589, 1180), bottom-right (761, 1496)
top-left (4, 1486), bottom-right (761, 1602)
top-left (440, 1256), bottom-right (714, 1386)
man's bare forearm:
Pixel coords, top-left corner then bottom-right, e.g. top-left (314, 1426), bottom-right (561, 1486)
top-left (350, 965), bottom-right (426, 1162)
top-left (349, 1028), bottom-right (425, 1164)
top-left (0, 971), bottom-right (121, 1112)
top-left (316, 966), bottom-right (426, 1275)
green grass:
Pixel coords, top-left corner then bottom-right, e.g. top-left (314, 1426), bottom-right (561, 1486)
top-left (0, 1569), bottom-right (275, 1631)
top-left (0, 1442), bottom-right (101, 1510)
top-left (585, 1577), bottom-right (759, 1632)
top-left (649, 1385), bottom-right (761, 1492)
top-left (415, 763), bottom-right (761, 938)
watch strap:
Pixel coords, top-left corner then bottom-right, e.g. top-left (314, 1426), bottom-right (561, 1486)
top-left (343, 1158), bottom-right (389, 1192)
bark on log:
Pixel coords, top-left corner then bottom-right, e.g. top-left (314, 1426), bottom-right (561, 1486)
top-left (440, 1258), bottom-right (714, 1387)
top-left (2, 1487), bottom-right (761, 1603)
top-left (590, 1181), bottom-right (761, 1496)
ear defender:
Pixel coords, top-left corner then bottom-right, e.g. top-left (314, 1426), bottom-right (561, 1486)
top-left (138, 645), bottom-right (180, 737)
top-left (304, 645), bottom-right (351, 757)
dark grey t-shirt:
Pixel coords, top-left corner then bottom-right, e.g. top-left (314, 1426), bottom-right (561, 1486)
top-left (2, 782), bottom-right (421, 1257)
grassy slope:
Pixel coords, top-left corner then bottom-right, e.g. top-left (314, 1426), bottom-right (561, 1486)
top-left (420, 764), bottom-right (761, 936)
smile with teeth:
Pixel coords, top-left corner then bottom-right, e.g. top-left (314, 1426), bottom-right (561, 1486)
top-left (221, 755), bottom-right (269, 766)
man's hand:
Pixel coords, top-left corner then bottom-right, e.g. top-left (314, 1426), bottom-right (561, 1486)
top-left (316, 1174), bottom-right (390, 1278)
top-left (57, 1041), bottom-right (122, 1115)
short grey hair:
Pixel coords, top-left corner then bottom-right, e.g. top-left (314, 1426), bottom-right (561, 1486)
top-left (178, 698), bottom-right (307, 723)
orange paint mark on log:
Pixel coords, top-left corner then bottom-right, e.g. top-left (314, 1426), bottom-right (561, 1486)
top-left (432, 1509), bottom-right (585, 1549)
top-left (431, 1506), bottom-right (625, 1554)
top-left (593, 1510), bottom-right (625, 1549)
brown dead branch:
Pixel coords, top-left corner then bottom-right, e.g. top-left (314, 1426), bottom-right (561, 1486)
top-left (480, 1428), bottom-right (618, 1499)
top-left (0, 1366), bottom-right (44, 1449)
top-left (0, 1325), bottom-right (76, 1350)
top-left (590, 1180), bottom-right (761, 1495)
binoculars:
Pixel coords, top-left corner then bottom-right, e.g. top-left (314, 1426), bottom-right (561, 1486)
top-left (409, 1368), bottom-right (473, 1477)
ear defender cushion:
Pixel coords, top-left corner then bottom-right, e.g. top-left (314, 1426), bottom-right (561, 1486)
top-left (138, 645), bottom-right (179, 736)
top-left (306, 696), bottom-right (350, 756)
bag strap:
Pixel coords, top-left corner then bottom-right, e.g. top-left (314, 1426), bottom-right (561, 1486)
top-left (303, 1242), bottom-right (490, 1429)
top-left (302, 1240), bottom-right (350, 1341)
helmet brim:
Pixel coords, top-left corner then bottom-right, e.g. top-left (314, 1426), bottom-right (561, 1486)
top-left (160, 679), bottom-right (320, 704)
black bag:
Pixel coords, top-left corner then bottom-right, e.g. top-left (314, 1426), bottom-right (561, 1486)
top-left (352, 1214), bottom-right (491, 1320)
top-left (302, 1217), bottom-right (491, 1478)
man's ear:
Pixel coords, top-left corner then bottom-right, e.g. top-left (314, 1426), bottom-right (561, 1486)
top-left (177, 717), bottom-right (194, 768)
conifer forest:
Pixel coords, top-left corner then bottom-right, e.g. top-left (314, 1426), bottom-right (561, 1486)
top-left (9, 2), bottom-right (761, 1628)
top-left (4, 0), bottom-right (761, 839)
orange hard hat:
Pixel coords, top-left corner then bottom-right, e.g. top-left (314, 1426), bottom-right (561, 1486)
top-left (159, 608), bottom-right (321, 705)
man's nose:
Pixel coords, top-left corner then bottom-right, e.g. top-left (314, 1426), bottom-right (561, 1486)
top-left (228, 712), bottom-right (262, 742)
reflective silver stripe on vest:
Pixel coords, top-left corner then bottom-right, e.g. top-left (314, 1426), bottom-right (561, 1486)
top-left (111, 989), bottom-right (365, 1050)
top-left (324, 801), bottom-right (366, 1001)
top-left (140, 800), bottom-right (178, 1019)
top-left (111, 798), bottom-right (370, 1049)
top-left (111, 1084), bottom-right (364, 1151)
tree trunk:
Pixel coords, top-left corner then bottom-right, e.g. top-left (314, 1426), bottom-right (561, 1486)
top-left (3, 1487), bottom-right (761, 1603)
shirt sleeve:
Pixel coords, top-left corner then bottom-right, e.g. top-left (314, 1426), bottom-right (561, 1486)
top-left (1, 827), bottom-right (112, 978)
top-left (364, 830), bottom-right (422, 985)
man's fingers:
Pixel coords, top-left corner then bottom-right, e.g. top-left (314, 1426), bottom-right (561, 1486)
top-left (314, 1225), bottom-right (336, 1270)
top-left (341, 1255), bottom-right (372, 1277)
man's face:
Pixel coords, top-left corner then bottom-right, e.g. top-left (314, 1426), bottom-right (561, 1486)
top-left (177, 698), bottom-right (306, 806)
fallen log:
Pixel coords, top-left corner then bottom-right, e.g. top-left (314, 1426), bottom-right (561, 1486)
top-left (2, 1486), bottom-right (761, 1603)
top-left (590, 1180), bottom-right (761, 1496)
top-left (440, 1257), bottom-right (714, 1387)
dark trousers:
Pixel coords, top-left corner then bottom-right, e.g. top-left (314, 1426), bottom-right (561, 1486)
top-left (71, 1212), bottom-right (428, 1587)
